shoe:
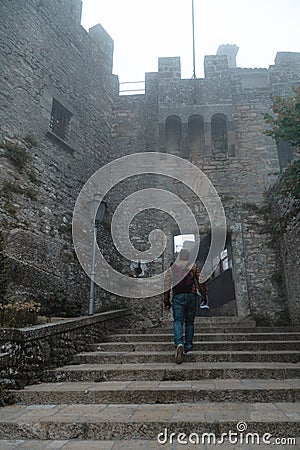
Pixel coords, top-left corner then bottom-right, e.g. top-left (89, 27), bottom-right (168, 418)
top-left (184, 348), bottom-right (192, 354)
top-left (175, 344), bottom-right (184, 364)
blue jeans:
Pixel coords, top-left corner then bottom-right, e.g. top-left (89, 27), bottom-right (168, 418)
top-left (172, 293), bottom-right (197, 352)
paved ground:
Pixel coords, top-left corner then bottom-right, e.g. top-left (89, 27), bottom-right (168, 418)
top-left (0, 438), bottom-right (298, 449)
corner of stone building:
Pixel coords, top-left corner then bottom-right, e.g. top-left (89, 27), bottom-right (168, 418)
top-left (89, 23), bottom-right (114, 73)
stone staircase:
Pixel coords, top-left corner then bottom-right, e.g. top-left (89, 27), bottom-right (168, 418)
top-left (0, 317), bottom-right (299, 449)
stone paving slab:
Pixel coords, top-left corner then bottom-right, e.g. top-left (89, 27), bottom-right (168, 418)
top-left (46, 362), bottom-right (300, 383)
top-left (18, 379), bottom-right (300, 391)
top-left (0, 402), bottom-right (299, 423)
top-left (13, 378), bottom-right (300, 404)
top-left (1, 439), bottom-right (298, 449)
top-left (53, 361), bottom-right (300, 370)
top-left (0, 402), bottom-right (299, 440)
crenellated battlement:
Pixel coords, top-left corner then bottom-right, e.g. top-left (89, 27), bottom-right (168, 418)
top-left (89, 24), bottom-right (114, 72)
top-left (142, 48), bottom-right (300, 96)
top-left (275, 52), bottom-right (300, 66)
top-left (158, 57), bottom-right (181, 78)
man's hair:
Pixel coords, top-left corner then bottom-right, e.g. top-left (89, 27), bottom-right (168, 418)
top-left (179, 249), bottom-right (190, 261)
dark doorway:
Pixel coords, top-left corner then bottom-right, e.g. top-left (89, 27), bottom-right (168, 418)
top-left (197, 234), bottom-right (236, 310)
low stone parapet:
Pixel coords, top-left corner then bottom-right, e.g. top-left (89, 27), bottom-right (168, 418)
top-left (0, 309), bottom-right (132, 391)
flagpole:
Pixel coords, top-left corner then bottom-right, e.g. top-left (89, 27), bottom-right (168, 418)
top-left (192, 0), bottom-right (196, 79)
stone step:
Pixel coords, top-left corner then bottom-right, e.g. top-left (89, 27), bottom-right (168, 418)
top-left (12, 379), bottom-right (300, 405)
top-left (114, 326), bottom-right (300, 334)
top-left (0, 439), bottom-right (298, 450)
top-left (3, 316), bottom-right (299, 446)
top-left (73, 350), bottom-right (300, 364)
top-left (0, 402), bottom-right (299, 440)
top-left (45, 362), bottom-right (300, 382)
top-left (105, 332), bottom-right (300, 342)
top-left (171, 317), bottom-right (257, 324)
top-left (94, 340), bottom-right (300, 352)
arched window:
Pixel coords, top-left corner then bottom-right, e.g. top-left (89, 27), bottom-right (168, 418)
top-left (165, 115), bottom-right (182, 155)
top-left (211, 114), bottom-right (228, 154)
top-left (188, 114), bottom-right (205, 157)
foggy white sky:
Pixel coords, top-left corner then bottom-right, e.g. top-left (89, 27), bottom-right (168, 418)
top-left (81, 0), bottom-right (300, 83)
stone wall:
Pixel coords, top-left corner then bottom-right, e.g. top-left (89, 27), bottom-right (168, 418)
top-left (109, 51), bottom-right (300, 323)
top-left (1, 0), bottom-right (299, 325)
top-left (0, 0), bottom-right (117, 311)
top-left (269, 159), bottom-right (300, 324)
top-left (0, 309), bottom-right (131, 391)
top-left (280, 219), bottom-right (300, 324)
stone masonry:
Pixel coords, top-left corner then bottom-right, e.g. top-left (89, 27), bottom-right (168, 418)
top-left (0, 316), bottom-right (299, 447)
top-left (0, 0), bottom-right (299, 323)
top-left (109, 50), bottom-right (300, 323)
top-left (0, 0), bottom-right (118, 312)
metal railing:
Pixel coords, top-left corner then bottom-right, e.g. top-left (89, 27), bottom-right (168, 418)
top-left (119, 80), bottom-right (145, 95)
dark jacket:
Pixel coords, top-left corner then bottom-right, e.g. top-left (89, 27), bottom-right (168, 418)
top-left (164, 262), bottom-right (206, 302)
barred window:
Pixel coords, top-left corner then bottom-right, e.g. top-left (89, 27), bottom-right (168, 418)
top-left (49, 99), bottom-right (72, 141)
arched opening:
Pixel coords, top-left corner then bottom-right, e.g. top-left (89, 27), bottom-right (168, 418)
top-left (188, 114), bottom-right (205, 158)
top-left (211, 114), bottom-right (228, 154)
top-left (165, 115), bottom-right (182, 156)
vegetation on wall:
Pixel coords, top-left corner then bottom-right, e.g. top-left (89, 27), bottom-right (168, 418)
top-left (265, 160), bottom-right (300, 234)
top-left (0, 233), bottom-right (42, 327)
top-left (0, 135), bottom-right (40, 229)
top-left (263, 85), bottom-right (300, 147)
top-left (0, 302), bottom-right (41, 327)
top-left (40, 289), bottom-right (82, 318)
top-left (243, 160), bottom-right (299, 247)
top-left (2, 180), bottom-right (38, 201)
top-left (262, 87), bottom-right (300, 233)
top-left (1, 141), bottom-right (32, 171)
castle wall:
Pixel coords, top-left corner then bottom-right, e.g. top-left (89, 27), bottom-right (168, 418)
top-left (280, 220), bottom-right (300, 324)
top-left (269, 158), bottom-right (300, 325)
top-left (110, 51), bottom-right (300, 323)
top-left (0, 0), bottom-right (117, 311)
top-left (1, 0), bottom-right (299, 324)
